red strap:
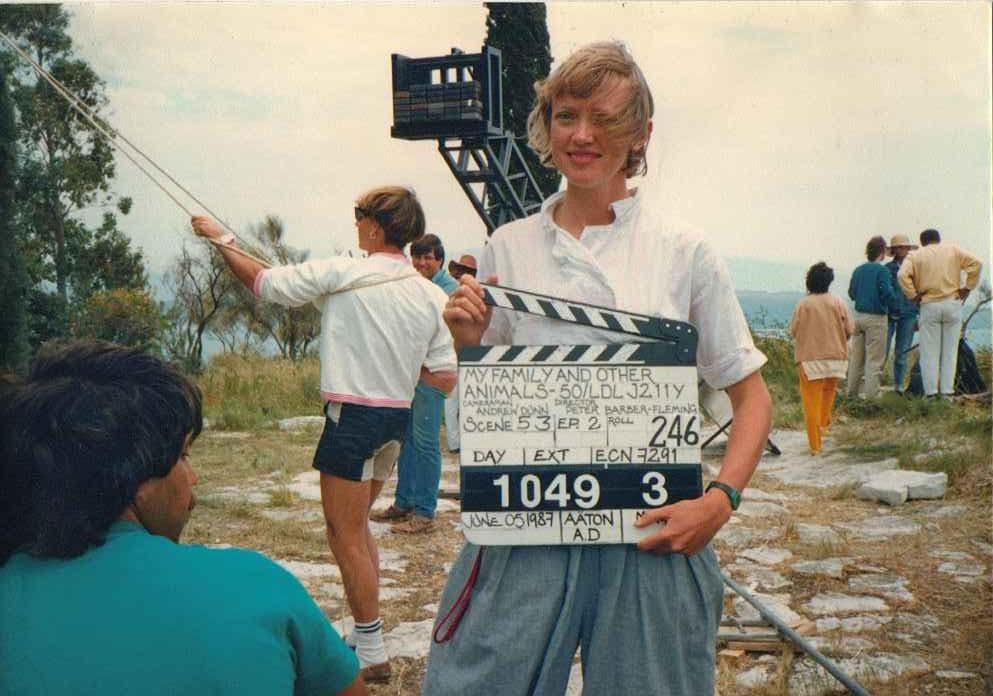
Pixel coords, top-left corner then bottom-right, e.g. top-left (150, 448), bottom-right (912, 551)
top-left (432, 547), bottom-right (484, 644)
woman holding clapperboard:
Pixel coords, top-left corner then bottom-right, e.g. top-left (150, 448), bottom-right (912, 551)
top-left (426, 42), bottom-right (772, 695)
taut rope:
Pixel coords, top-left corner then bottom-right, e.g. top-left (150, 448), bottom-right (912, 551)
top-left (0, 30), bottom-right (272, 269)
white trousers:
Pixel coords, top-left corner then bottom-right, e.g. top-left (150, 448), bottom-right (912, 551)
top-left (919, 298), bottom-right (962, 396)
top-left (444, 386), bottom-right (460, 451)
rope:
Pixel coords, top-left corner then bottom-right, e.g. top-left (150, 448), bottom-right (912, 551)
top-left (0, 29), bottom-right (272, 268)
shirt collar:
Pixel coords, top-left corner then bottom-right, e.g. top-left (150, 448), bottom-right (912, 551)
top-left (539, 188), bottom-right (641, 238)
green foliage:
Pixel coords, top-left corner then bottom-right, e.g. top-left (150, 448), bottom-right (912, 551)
top-left (1, 4), bottom-right (147, 348)
top-left (753, 335), bottom-right (802, 428)
top-left (975, 346), bottom-right (992, 388)
top-left (197, 353), bottom-right (322, 430)
top-left (484, 2), bottom-right (560, 198)
top-left (0, 63), bottom-right (29, 372)
top-left (71, 287), bottom-right (164, 352)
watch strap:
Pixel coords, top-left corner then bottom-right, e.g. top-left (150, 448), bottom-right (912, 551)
top-left (706, 481), bottom-right (741, 511)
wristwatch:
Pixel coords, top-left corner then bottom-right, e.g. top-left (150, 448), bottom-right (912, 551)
top-left (705, 481), bottom-right (741, 511)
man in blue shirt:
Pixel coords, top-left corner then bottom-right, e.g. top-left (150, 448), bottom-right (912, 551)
top-left (0, 341), bottom-right (365, 696)
top-left (847, 235), bottom-right (898, 398)
top-left (377, 234), bottom-right (457, 533)
top-left (884, 234), bottom-right (920, 394)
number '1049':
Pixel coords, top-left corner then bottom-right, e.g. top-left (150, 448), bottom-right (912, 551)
top-left (492, 471), bottom-right (669, 509)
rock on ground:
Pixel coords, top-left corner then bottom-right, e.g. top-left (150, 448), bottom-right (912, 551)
top-left (855, 470), bottom-right (947, 506)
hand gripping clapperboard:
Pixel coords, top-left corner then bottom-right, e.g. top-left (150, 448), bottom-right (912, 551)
top-left (458, 283), bottom-right (703, 545)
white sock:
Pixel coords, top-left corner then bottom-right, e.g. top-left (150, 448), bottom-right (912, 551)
top-left (354, 618), bottom-right (387, 667)
top-left (344, 630), bottom-right (356, 649)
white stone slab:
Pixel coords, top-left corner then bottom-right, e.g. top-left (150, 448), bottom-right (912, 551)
top-left (714, 524), bottom-right (777, 548)
top-left (732, 592), bottom-right (803, 627)
top-left (791, 558), bottom-right (850, 580)
top-left (383, 619), bottom-right (435, 659)
top-left (930, 550), bottom-right (986, 579)
top-left (278, 415), bottom-right (326, 431)
top-left (855, 470), bottom-right (947, 506)
top-left (815, 614), bottom-right (892, 633)
top-left (789, 653), bottom-right (928, 696)
top-left (935, 670), bottom-right (979, 680)
top-left (735, 500), bottom-right (790, 518)
top-left (848, 574), bottom-right (913, 602)
top-left (795, 523), bottom-right (843, 546)
top-left (261, 508), bottom-right (324, 522)
top-left (286, 470), bottom-right (323, 501)
top-left (739, 547), bottom-right (793, 565)
top-left (802, 592), bottom-right (889, 615)
top-left (204, 486), bottom-right (273, 505)
top-left (744, 487), bottom-right (793, 502)
top-left (921, 504), bottom-right (968, 518)
top-left (736, 665), bottom-right (774, 688)
top-left (835, 515), bottom-right (920, 540)
top-left (276, 559), bottom-right (341, 580)
top-left (206, 431), bottom-right (251, 439)
top-left (808, 635), bottom-right (875, 655)
top-left (725, 562), bottom-right (792, 591)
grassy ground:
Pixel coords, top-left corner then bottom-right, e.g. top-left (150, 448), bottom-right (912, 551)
top-left (188, 344), bottom-right (991, 694)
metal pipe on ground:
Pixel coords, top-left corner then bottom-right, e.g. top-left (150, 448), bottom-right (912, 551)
top-left (722, 574), bottom-right (872, 696)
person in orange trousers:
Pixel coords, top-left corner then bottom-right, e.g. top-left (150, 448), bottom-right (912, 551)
top-left (789, 262), bottom-right (854, 454)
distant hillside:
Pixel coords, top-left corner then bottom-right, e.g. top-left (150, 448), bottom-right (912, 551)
top-left (736, 289), bottom-right (992, 348)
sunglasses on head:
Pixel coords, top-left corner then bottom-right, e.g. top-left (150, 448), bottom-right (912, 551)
top-left (354, 206), bottom-right (373, 222)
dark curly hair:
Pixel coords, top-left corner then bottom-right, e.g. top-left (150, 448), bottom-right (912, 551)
top-left (0, 340), bottom-right (202, 564)
top-left (805, 262), bottom-right (834, 294)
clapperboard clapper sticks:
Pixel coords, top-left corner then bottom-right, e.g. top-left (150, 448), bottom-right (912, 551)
top-left (458, 283), bottom-right (703, 545)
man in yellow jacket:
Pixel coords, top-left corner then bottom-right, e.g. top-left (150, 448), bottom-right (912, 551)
top-left (898, 228), bottom-right (983, 398)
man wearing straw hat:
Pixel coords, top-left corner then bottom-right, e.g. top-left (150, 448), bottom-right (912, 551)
top-left (884, 234), bottom-right (919, 394)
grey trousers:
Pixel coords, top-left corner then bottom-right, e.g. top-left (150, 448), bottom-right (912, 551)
top-left (422, 543), bottom-right (724, 696)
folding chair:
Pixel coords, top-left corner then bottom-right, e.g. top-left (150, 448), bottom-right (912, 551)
top-left (699, 381), bottom-right (781, 455)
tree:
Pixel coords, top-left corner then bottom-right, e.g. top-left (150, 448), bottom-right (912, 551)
top-left (71, 288), bottom-right (163, 353)
top-left (484, 2), bottom-right (560, 197)
top-left (236, 216), bottom-right (320, 362)
top-left (0, 5), bottom-right (144, 345)
top-left (162, 240), bottom-right (240, 373)
top-left (0, 62), bottom-right (29, 372)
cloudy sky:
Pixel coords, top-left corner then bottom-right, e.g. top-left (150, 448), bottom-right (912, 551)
top-left (59, 2), bottom-right (991, 292)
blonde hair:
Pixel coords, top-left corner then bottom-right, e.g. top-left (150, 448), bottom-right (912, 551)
top-left (355, 186), bottom-right (425, 247)
top-left (527, 41), bottom-right (654, 179)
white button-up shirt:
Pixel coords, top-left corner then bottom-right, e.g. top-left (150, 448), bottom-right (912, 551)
top-left (255, 252), bottom-right (456, 407)
top-left (480, 190), bottom-right (765, 390)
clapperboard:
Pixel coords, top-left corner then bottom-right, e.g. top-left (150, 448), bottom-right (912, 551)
top-left (459, 283), bottom-right (703, 545)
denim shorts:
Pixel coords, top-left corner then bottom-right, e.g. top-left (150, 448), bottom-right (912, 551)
top-left (312, 401), bottom-right (410, 482)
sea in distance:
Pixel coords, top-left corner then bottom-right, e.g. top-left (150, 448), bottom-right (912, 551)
top-left (739, 290), bottom-right (992, 350)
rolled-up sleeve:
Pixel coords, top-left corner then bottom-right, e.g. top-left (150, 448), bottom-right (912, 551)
top-left (424, 317), bottom-right (457, 374)
top-left (689, 241), bottom-right (767, 390)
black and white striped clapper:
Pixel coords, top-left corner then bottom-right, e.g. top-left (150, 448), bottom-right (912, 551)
top-left (458, 285), bottom-right (703, 546)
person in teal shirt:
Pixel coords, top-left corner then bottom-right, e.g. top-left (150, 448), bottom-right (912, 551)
top-left (0, 340), bottom-right (365, 696)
